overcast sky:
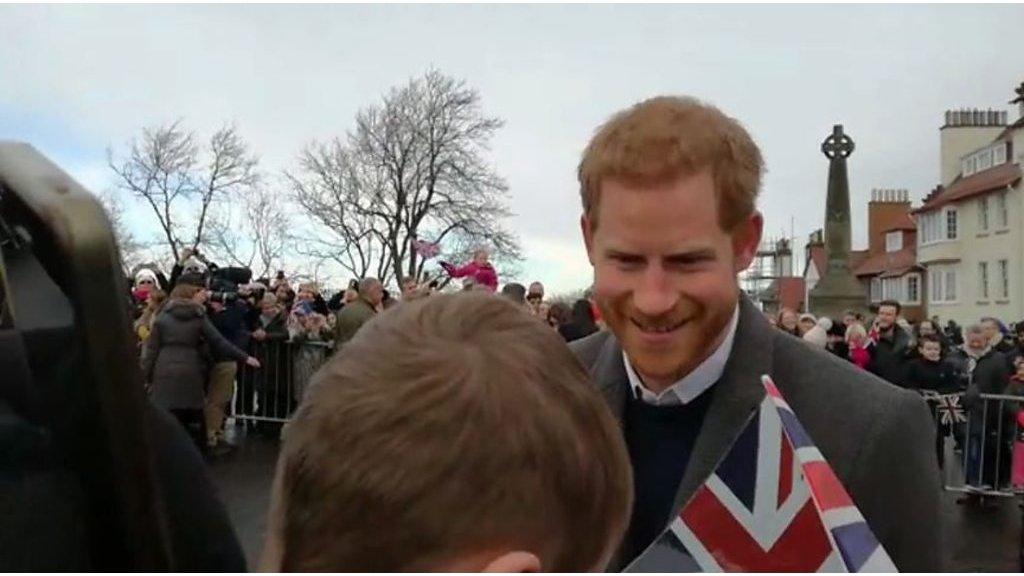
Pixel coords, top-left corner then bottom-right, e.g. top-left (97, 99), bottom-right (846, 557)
top-left (3, 4), bottom-right (1024, 293)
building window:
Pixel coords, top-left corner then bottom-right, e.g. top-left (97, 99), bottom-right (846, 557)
top-left (979, 197), bottom-right (990, 232)
top-left (885, 231), bottom-right (903, 252)
top-left (998, 191), bottom-right (1009, 229)
top-left (995, 143), bottom-right (1007, 165)
top-left (882, 277), bottom-right (902, 301)
top-left (946, 208), bottom-right (958, 240)
top-left (870, 277), bottom-right (881, 302)
top-left (918, 209), bottom-right (960, 245)
top-left (930, 265), bottom-right (959, 304)
top-left (980, 262), bottom-right (989, 300)
top-left (999, 259), bottom-right (1009, 300)
top-left (906, 274), bottom-right (920, 304)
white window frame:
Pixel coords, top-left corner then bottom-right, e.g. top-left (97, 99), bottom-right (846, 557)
top-left (906, 273), bottom-right (921, 305)
top-left (945, 207), bottom-right (958, 240)
top-left (995, 143), bottom-right (1008, 165)
top-left (930, 265), bottom-right (959, 304)
top-left (945, 269), bottom-right (957, 302)
top-left (882, 277), bottom-right (902, 301)
top-left (930, 269), bottom-right (942, 303)
top-left (979, 196), bottom-right (990, 232)
top-left (885, 231), bottom-right (903, 253)
top-left (998, 191), bottom-right (1009, 229)
top-left (870, 277), bottom-right (882, 303)
top-left (979, 261), bottom-right (989, 300)
top-left (999, 259), bottom-right (1010, 300)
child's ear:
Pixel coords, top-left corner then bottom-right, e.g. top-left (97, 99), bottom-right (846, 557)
top-left (481, 551), bottom-right (541, 573)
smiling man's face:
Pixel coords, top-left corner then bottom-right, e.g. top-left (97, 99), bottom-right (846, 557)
top-left (584, 170), bottom-right (760, 391)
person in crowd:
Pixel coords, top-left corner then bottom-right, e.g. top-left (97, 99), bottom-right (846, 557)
top-left (204, 291), bottom-right (254, 455)
top-left (259, 293), bottom-right (632, 572)
top-left (296, 282), bottom-right (330, 316)
top-left (440, 249), bottom-right (499, 292)
top-left (275, 283), bottom-right (296, 312)
top-left (334, 278), bottom-right (382, 346)
top-left (802, 316), bottom-right (832, 348)
top-left (569, 95), bottom-right (938, 570)
top-left (134, 288), bottom-right (167, 345)
top-left (526, 281), bottom-right (545, 316)
top-left (250, 293), bottom-right (291, 435)
top-left (559, 298), bottom-right (600, 343)
top-left (775, 307), bottom-right (800, 337)
top-left (399, 276), bottom-right (430, 301)
top-left (546, 302), bottom-right (571, 330)
top-left (132, 268), bottom-right (161, 317)
top-left (500, 282), bottom-right (527, 306)
top-left (906, 334), bottom-right (965, 469)
top-left (906, 334), bottom-right (961, 394)
top-left (797, 313), bottom-right (817, 337)
top-left (982, 316), bottom-right (1015, 355)
top-left (825, 319), bottom-right (849, 361)
top-left (913, 319), bottom-right (949, 357)
top-left (845, 322), bottom-right (873, 370)
top-left (841, 309), bottom-right (862, 329)
top-left (288, 303), bottom-right (333, 407)
top-left (142, 284), bottom-right (260, 449)
top-left (945, 319), bottom-right (964, 347)
top-left (866, 300), bottom-right (913, 387)
top-left (951, 324), bottom-right (1011, 498)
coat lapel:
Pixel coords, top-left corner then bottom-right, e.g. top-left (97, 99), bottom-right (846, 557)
top-left (669, 295), bottom-right (775, 514)
top-left (590, 333), bottom-right (629, 421)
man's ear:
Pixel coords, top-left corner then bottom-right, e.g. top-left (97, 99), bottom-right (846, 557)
top-left (731, 211), bottom-right (764, 273)
top-left (581, 214), bottom-right (596, 265)
top-left (481, 551), bottom-right (541, 573)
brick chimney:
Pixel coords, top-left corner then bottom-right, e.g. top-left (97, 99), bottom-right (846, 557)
top-left (867, 188), bottom-right (912, 254)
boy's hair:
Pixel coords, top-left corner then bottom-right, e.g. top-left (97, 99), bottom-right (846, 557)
top-left (578, 95), bottom-right (764, 231)
top-left (917, 334), bottom-right (941, 347)
top-left (275, 292), bottom-right (633, 571)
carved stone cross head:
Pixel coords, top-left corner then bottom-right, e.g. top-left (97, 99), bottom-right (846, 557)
top-left (821, 124), bottom-right (855, 160)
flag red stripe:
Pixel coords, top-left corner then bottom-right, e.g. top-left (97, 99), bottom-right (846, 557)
top-left (682, 485), bottom-right (833, 571)
top-left (803, 461), bottom-right (854, 511)
top-left (778, 429), bottom-right (793, 507)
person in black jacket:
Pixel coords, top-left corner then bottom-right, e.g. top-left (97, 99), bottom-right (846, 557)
top-left (949, 324), bottom-right (1011, 495)
top-left (251, 293), bottom-right (291, 436)
top-left (867, 300), bottom-right (913, 387)
top-left (558, 299), bottom-right (599, 343)
top-left (906, 334), bottom-right (966, 468)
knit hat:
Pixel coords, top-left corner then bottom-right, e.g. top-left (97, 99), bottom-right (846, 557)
top-left (134, 268), bottom-right (158, 287)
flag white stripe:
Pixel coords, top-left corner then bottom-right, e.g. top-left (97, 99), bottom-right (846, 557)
top-left (671, 517), bottom-right (724, 572)
top-left (821, 507), bottom-right (865, 529)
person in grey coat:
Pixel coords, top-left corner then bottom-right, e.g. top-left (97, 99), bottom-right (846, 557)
top-left (143, 284), bottom-right (260, 445)
top-left (570, 96), bottom-right (940, 571)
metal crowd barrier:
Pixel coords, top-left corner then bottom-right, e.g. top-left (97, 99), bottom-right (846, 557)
top-left (931, 391), bottom-right (1024, 498)
top-left (230, 339), bottom-right (333, 424)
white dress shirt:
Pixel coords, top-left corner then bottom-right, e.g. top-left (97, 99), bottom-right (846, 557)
top-left (623, 305), bottom-right (740, 406)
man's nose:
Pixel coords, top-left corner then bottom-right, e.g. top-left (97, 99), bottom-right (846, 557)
top-left (632, 265), bottom-right (679, 317)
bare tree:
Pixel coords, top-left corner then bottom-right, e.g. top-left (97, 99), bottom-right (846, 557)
top-left (205, 185), bottom-right (291, 280)
top-left (288, 69), bottom-right (521, 286)
top-left (97, 189), bottom-right (145, 276)
top-left (108, 121), bottom-right (258, 264)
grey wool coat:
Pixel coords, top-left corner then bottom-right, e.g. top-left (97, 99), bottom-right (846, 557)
top-left (143, 300), bottom-right (250, 410)
top-left (571, 295), bottom-right (942, 572)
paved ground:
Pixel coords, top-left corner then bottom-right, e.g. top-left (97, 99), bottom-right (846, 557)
top-left (207, 428), bottom-right (1023, 572)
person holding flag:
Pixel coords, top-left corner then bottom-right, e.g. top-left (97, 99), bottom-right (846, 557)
top-left (570, 95), bottom-right (940, 571)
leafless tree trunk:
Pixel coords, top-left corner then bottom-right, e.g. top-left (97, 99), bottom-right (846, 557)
top-left (288, 69), bottom-right (521, 287)
top-left (108, 121), bottom-right (258, 264)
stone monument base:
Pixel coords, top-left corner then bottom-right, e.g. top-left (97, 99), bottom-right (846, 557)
top-left (808, 273), bottom-right (867, 318)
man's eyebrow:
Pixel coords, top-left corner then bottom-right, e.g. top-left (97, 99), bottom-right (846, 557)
top-left (663, 249), bottom-right (718, 263)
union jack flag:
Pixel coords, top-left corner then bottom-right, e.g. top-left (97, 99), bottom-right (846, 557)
top-left (411, 238), bottom-right (440, 259)
top-left (922, 391), bottom-right (967, 426)
top-left (625, 376), bottom-right (896, 573)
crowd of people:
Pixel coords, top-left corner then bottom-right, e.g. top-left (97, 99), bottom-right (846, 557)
top-left (772, 299), bottom-right (1024, 499)
top-left (125, 246), bottom-right (605, 456)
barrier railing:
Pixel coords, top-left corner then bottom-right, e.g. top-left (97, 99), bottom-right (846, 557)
top-left (932, 391), bottom-right (1024, 498)
top-left (230, 339), bottom-right (333, 424)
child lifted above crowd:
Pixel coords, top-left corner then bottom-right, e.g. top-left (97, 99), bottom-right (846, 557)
top-left (260, 292), bottom-right (633, 572)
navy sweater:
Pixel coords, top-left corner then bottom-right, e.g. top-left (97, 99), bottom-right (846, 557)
top-left (621, 388), bottom-right (716, 564)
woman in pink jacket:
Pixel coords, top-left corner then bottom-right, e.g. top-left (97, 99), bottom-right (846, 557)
top-left (440, 249), bottom-right (498, 292)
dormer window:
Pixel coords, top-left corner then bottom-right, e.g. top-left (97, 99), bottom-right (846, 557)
top-left (885, 231), bottom-right (903, 252)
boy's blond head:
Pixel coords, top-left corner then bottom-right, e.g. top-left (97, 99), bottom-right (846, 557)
top-left (272, 292), bottom-right (632, 571)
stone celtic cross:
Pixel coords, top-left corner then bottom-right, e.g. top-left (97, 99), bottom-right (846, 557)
top-left (821, 125), bottom-right (855, 159)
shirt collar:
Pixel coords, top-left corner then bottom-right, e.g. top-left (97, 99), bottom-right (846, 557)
top-left (623, 304), bottom-right (741, 407)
